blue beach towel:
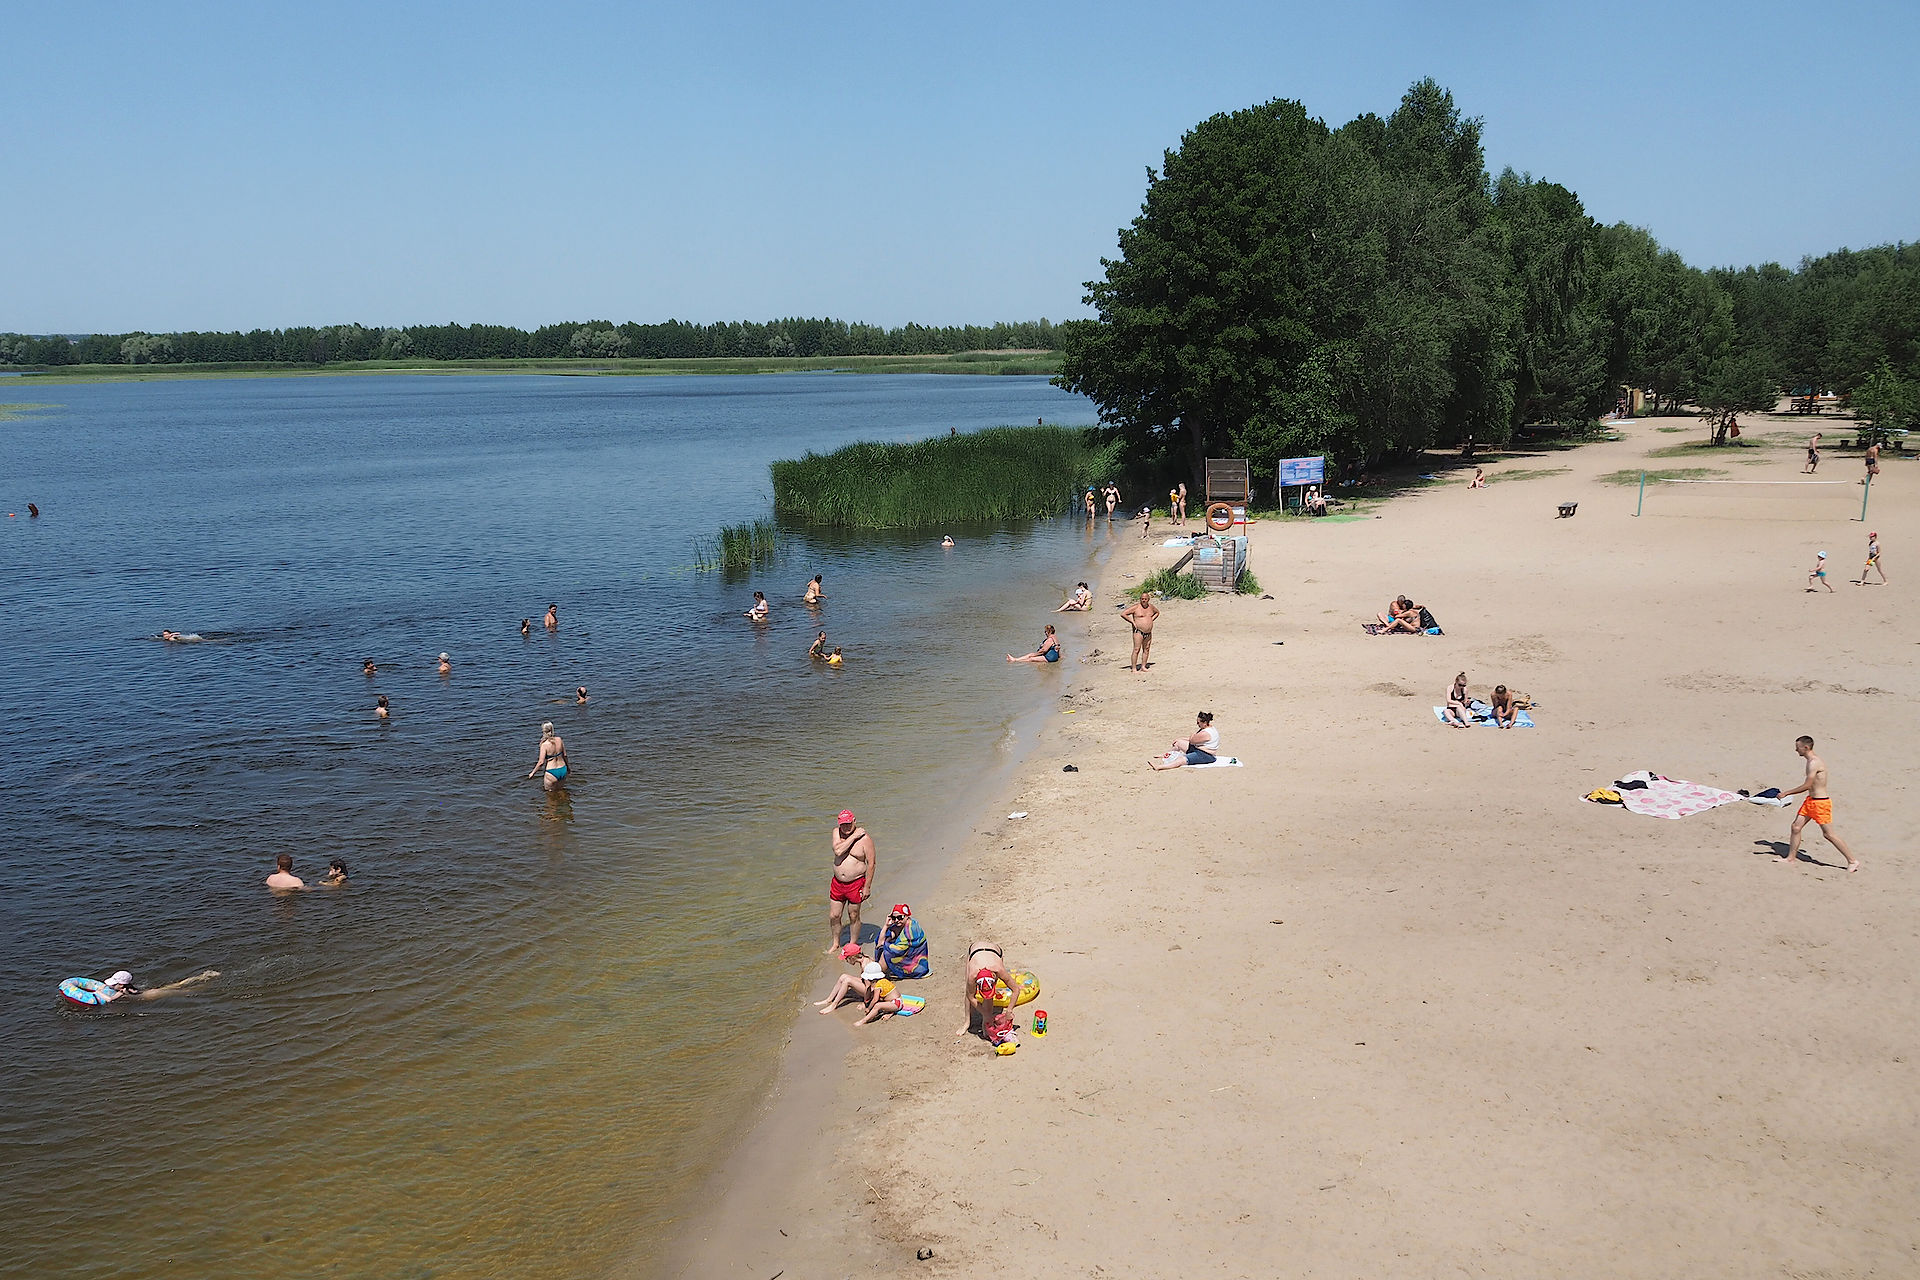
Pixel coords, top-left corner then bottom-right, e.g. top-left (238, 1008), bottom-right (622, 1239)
top-left (1432, 700), bottom-right (1535, 729)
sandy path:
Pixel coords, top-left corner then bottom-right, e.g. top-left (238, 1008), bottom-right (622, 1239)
top-left (669, 416), bottom-right (1917, 1279)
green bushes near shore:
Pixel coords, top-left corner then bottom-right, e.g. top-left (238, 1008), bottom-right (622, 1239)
top-left (771, 425), bottom-right (1121, 529)
top-left (1135, 569), bottom-right (1209, 600)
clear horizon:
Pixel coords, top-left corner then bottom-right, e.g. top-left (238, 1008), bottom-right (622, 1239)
top-left (5, 0), bottom-right (1915, 334)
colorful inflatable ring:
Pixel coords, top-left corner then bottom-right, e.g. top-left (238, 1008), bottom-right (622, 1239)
top-left (991, 970), bottom-right (1040, 1009)
top-left (60, 977), bottom-right (117, 1006)
top-left (1205, 502), bottom-right (1235, 531)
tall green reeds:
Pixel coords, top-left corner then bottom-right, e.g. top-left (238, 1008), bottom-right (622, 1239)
top-left (771, 425), bottom-right (1122, 529)
top-left (694, 519), bottom-right (778, 573)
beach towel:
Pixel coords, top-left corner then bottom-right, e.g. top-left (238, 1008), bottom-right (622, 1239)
top-left (1363, 622), bottom-right (1441, 636)
top-left (879, 919), bottom-right (930, 980)
top-left (1432, 701), bottom-right (1535, 728)
top-left (894, 994), bottom-right (925, 1016)
top-left (1185, 755), bottom-right (1243, 768)
top-left (1586, 770), bottom-right (1743, 819)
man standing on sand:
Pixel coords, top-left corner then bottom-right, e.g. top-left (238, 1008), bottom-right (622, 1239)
top-left (828, 810), bottom-right (877, 952)
top-left (1120, 590), bottom-right (1159, 673)
top-left (1778, 735), bottom-right (1860, 872)
top-left (1804, 432), bottom-right (1821, 473)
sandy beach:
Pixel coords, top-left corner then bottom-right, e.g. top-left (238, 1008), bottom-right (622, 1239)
top-left (668, 414), bottom-right (1917, 1279)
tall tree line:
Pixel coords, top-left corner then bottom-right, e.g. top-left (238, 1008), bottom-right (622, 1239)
top-left (0, 317), bottom-right (1073, 368)
top-left (1058, 79), bottom-right (1920, 480)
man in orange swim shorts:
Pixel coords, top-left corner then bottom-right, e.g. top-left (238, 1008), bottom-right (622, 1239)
top-left (1779, 735), bottom-right (1860, 872)
top-left (827, 809), bottom-right (878, 952)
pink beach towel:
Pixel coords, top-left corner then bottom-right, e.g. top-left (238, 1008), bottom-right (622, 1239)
top-left (1610, 771), bottom-right (1744, 820)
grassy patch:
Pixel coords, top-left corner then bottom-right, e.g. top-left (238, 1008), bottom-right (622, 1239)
top-left (1597, 467), bottom-right (1726, 486)
top-left (1485, 466), bottom-right (1571, 484)
top-left (1645, 439), bottom-right (1771, 459)
top-left (771, 425), bottom-right (1121, 529)
top-left (1235, 570), bottom-right (1262, 595)
top-left (1655, 425), bottom-right (1691, 433)
top-left (694, 519), bottom-right (777, 573)
top-left (1135, 569), bottom-right (1209, 600)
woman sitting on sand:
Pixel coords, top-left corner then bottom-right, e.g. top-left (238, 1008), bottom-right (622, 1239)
top-left (1055, 582), bottom-right (1092, 612)
top-left (1150, 710), bottom-right (1220, 769)
top-left (1376, 596), bottom-right (1423, 633)
top-left (1489, 685), bottom-right (1518, 729)
top-left (1443, 673), bottom-right (1472, 727)
top-left (1007, 625), bottom-right (1059, 664)
top-left (1468, 468), bottom-right (1485, 489)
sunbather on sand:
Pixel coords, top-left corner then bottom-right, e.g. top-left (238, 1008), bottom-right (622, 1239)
top-left (1443, 673), bottom-right (1472, 727)
top-left (1150, 710), bottom-right (1220, 768)
top-left (1376, 596), bottom-right (1422, 633)
top-left (1490, 685), bottom-right (1518, 728)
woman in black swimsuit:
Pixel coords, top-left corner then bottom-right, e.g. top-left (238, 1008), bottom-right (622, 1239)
top-left (957, 943), bottom-right (1014, 1038)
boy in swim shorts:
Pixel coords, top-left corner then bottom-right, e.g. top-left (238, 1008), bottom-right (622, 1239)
top-left (1778, 735), bottom-right (1859, 872)
top-left (1806, 551), bottom-right (1831, 592)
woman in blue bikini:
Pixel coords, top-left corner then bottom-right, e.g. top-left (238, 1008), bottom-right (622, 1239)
top-left (529, 721), bottom-right (569, 790)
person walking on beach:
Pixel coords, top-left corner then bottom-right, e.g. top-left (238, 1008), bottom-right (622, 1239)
top-left (529, 721), bottom-right (568, 790)
top-left (1855, 531), bottom-right (1887, 585)
top-left (1863, 441), bottom-right (1881, 483)
top-left (1007, 624), bottom-right (1059, 664)
top-left (1120, 590), bottom-right (1159, 672)
top-left (1778, 735), bottom-right (1859, 872)
top-left (544, 604), bottom-right (558, 632)
top-left (267, 854), bottom-right (304, 892)
top-left (828, 810), bottom-right (877, 952)
top-left (1104, 483), bottom-right (1120, 521)
top-left (1084, 488), bottom-right (1097, 522)
top-left (1807, 551), bottom-right (1832, 592)
top-left (1804, 432), bottom-right (1822, 473)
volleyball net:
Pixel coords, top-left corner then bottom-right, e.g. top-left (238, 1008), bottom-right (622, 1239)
top-left (1632, 473), bottom-right (1874, 522)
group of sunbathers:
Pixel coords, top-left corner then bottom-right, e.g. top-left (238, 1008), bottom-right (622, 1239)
top-left (1442, 672), bottom-right (1521, 728)
top-left (1374, 595), bottom-right (1429, 633)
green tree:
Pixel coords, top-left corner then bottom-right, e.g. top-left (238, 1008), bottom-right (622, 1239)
top-left (1851, 357), bottom-right (1918, 446)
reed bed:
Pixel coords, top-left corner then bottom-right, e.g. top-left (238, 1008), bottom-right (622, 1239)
top-left (694, 519), bottom-right (778, 572)
top-left (771, 425), bottom-right (1121, 529)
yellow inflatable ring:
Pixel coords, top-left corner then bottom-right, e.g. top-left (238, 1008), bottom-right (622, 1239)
top-left (1205, 502), bottom-right (1235, 531)
top-left (991, 970), bottom-right (1040, 1009)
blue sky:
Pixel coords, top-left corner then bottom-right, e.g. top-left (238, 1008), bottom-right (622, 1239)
top-left (5, 0), bottom-right (1915, 333)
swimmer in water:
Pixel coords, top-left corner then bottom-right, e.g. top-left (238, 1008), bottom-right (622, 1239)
top-left (159, 631), bottom-right (203, 643)
top-left (809, 630), bottom-right (829, 659)
top-left (375, 694), bottom-right (389, 720)
top-left (529, 720), bottom-right (568, 791)
top-left (267, 853), bottom-right (305, 892)
top-left (438, 652), bottom-right (452, 676)
top-left (321, 858), bottom-right (349, 886)
top-left (576, 686), bottom-right (589, 705)
top-left (544, 604), bottom-right (558, 632)
top-left (86, 969), bottom-right (221, 1003)
top-left (363, 659), bottom-right (377, 677)
top-left (941, 536), bottom-right (955, 548)
top-left (162, 631), bottom-right (181, 642)
top-left (803, 574), bottom-right (825, 604)
top-left (827, 646), bottom-right (844, 667)
top-left (521, 618), bottom-right (531, 637)
top-left (746, 591), bottom-right (769, 621)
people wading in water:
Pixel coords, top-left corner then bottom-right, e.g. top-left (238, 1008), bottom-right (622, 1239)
top-left (529, 721), bottom-right (568, 791)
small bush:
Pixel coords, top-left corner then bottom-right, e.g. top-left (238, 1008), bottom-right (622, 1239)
top-left (1135, 569), bottom-right (1208, 600)
top-left (1235, 570), bottom-right (1262, 595)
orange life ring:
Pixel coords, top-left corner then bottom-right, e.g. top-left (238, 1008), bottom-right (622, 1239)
top-left (1205, 502), bottom-right (1235, 532)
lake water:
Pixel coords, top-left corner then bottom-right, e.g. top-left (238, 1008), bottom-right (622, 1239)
top-left (0, 373), bottom-right (1110, 1280)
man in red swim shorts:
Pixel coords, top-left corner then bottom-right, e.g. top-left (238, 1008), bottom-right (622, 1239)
top-left (1779, 735), bottom-right (1860, 872)
top-left (827, 809), bottom-right (878, 952)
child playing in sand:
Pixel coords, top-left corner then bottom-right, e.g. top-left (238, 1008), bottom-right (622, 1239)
top-left (1855, 532), bottom-right (1887, 585)
top-left (814, 945), bottom-right (904, 1025)
top-left (1468, 467), bottom-right (1485, 489)
top-left (1807, 551), bottom-right (1832, 593)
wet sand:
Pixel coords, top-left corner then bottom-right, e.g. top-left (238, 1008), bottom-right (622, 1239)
top-left (667, 415), bottom-right (1918, 1278)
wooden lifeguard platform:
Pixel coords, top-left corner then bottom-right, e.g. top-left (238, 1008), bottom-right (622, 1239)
top-left (1162, 457), bottom-right (1251, 592)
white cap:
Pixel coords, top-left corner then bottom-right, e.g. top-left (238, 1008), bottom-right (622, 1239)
top-left (107, 970), bottom-right (133, 988)
top-left (439, 652), bottom-right (450, 660)
top-left (861, 962), bottom-right (884, 981)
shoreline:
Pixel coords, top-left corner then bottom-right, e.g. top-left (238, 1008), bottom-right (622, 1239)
top-left (652, 415), bottom-right (1917, 1277)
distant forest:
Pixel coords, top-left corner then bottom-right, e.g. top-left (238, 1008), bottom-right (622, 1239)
top-left (0, 317), bottom-right (1074, 367)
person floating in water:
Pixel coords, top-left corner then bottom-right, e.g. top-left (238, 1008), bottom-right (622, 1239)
top-left (159, 630), bottom-right (203, 643)
top-left (803, 574), bottom-right (825, 604)
top-left (375, 694), bottom-right (390, 720)
top-left (941, 536), bottom-right (955, 548)
top-left (321, 859), bottom-right (350, 886)
top-left (827, 646), bottom-right (844, 667)
top-left (544, 604), bottom-right (559, 632)
top-left (78, 969), bottom-right (220, 1003)
top-left (576, 686), bottom-right (589, 705)
top-left (521, 618), bottom-right (532, 637)
top-left (438, 652), bottom-right (452, 675)
top-left (363, 658), bottom-right (378, 677)
top-left (529, 720), bottom-right (568, 791)
top-left (746, 591), bottom-right (769, 621)
top-left (1007, 624), bottom-right (1060, 664)
top-left (28, 503), bottom-right (40, 518)
top-left (809, 630), bottom-right (830, 660)
top-left (267, 854), bottom-right (305, 892)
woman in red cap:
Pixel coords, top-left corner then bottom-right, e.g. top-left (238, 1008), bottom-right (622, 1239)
top-left (878, 903), bottom-right (929, 979)
top-left (956, 941), bottom-right (1015, 1040)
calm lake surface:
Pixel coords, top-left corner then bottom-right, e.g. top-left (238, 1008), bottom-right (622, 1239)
top-left (0, 373), bottom-right (1111, 1280)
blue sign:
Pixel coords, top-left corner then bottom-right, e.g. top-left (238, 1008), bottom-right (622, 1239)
top-left (1278, 456), bottom-right (1325, 486)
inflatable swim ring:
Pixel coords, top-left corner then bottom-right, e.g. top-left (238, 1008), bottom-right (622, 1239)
top-left (60, 977), bottom-right (118, 1006)
top-left (1206, 502), bottom-right (1235, 532)
top-left (991, 970), bottom-right (1040, 1009)
top-left (895, 994), bottom-right (925, 1016)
